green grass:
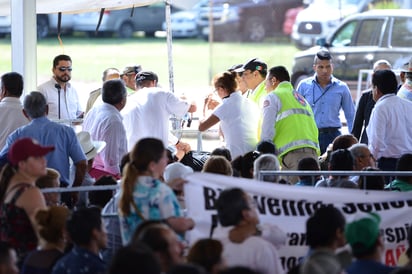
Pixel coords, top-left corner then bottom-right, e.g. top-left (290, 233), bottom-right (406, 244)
top-left (0, 36), bottom-right (298, 89)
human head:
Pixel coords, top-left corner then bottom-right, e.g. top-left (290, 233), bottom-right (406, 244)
top-left (211, 147), bottom-right (232, 162)
top-left (35, 168), bottom-right (61, 206)
top-left (0, 72), bottom-right (23, 98)
top-left (228, 64), bottom-right (248, 94)
top-left (52, 54), bottom-right (72, 84)
top-left (306, 205), bottom-right (346, 249)
top-left (313, 49), bottom-right (333, 85)
top-left (76, 131), bottom-right (106, 161)
top-left (345, 212), bottom-right (381, 258)
top-left (119, 138), bottom-right (167, 216)
top-left (358, 167), bottom-right (385, 190)
top-left (349, 143), bottom-right (375, 171)
top-left (231, 150), bottom-right (261, 179)
top-left (121, 65), bottom-right (142, 90)
top-left (202, 156), bottom-right (233, 176)
top-left (216, 188), bottom-right (258, 227)
top-left (102, 79), bottom-right (127, 108)
top-left (102, 67), bottom-right (120, 82)
top-left (253, 154), bottom-right (280, 182)
top-left (328, 149), bottom-right (354, 171)
top-left (88, 176), bottom-right (117, 209)
top-left (132, 222), bottom-right (184, 273)
top-left (107, 244), bottom-right (161, 274)
top-left (332, 134), bottom-right (358, 151)
top-left (265, 66), bottom-right (290, 92)
top-left (213, 71), bottom-right (237, 98)
top-left (23, 91), bottom-right (48, 119)
top-left (8, 137), bottom-right (54, 167)
top-left (371, 69), bottom-right (398, 101)
top-left (35, 206), bottom-right (70, 245)
top-left (256, 140), bottom-right (276, 155)
top-left (66, 207), bottom-right (107, 249)
top-left (399, 60), bottom-right (410, 84)
top-left (0, 242), bottom-right (18, 274)
top-left (187, 238), bottom-right (225, 274)
top-left (235, 58), bottom-right (267, 90)
top-left (372, 59), bottom-right (392, 72)
top-left (395, 153), bottom-right (412, 182)
top-left (298, 157), bottom-right (321, 184)
top-left (163, 162), bottom-right (194, 185)
top-left (300, 250), bottom-right (343, 274)
top-left (135, 71), bottom-right (158, 88)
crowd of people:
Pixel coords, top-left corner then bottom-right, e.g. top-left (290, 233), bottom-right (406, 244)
top-left (0, 49), bottom-right (411, 274)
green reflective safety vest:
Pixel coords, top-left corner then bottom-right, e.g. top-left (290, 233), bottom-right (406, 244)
top-left (249, 81), bottom-right (266, 106)
top-left (273, 82), bottom-right (320, 159)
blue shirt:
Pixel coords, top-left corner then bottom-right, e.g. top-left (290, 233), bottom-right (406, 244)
top-left (0, 116), bottom-right (86, 185)
top-left (51, 246), bottom-right (106, 274)
top-left (297, 75), bottom-right (355, 131)
top-left (346, 259), bottom-right (396, 274)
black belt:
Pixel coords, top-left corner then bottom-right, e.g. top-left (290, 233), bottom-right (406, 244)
top-left (318, 127), bottom-right (340, 134)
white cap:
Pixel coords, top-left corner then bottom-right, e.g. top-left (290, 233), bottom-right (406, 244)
top-left (163, 162), bottom-right (193, 184)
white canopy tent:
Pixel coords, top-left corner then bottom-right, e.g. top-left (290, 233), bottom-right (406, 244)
top-left (0, 0), bottom-right (195, 92)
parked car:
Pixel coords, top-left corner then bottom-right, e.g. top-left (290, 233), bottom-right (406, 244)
top-left (291, 9), bottom-right (412, 89)
top-left (73, 3), bottom-right (181, 38)
top-left (162, 0), bottom-right (203, 39)
top-left (291, 0), bottom-right (371, 49)
top-left (0, 13), bottom-right (73, 39)
top-left (197, 0), bottom-right (303, 42)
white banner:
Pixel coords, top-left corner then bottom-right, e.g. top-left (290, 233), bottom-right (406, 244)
top-left (184, 173), bottom-right (412, 271)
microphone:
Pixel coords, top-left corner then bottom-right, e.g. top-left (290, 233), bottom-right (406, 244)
top-left (55, 84), bottom-right (61, 120)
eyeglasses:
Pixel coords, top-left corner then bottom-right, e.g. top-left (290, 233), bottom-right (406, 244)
top-left (57, 66), bottom-right (72, 72)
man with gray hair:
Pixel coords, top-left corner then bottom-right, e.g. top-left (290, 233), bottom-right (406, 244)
top-left (0, 92), bottom-right (87, 207)
top-left (351, 59), bottom-right (392, 144)
top-left (349, 143), bottom-right (376, 184)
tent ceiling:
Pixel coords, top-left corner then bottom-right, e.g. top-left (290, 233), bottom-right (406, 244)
top-left (0, 0), bottom-right (196, 15)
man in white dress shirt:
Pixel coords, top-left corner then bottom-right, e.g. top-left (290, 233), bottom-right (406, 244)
top-left (367, 69), bottom-right (412, 172)
top-left (37, 54), bottom-right (83, 121)
top-left (0, 72), bottom-right (28, 149)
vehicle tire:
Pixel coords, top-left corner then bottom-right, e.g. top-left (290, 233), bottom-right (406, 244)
top-left (145, 31), bottom-right (156, 37)
top-left (242, 16), bottom-right (266, 42)
top-left (291, 72), bottom-right (309, 88)
top-left (118, 22), bottom-right (134, 39)
top-left (37, 15), bottom-right (49, 39)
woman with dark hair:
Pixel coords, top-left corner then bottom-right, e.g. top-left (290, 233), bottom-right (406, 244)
top-left (0, 138), bottom-right (53, 265)
top-left (118, 138), bottom-right (194, 245)
top-left (187, 238), bottom-right (226, 274)
top-left (199, 72), bottom-right (260, 159)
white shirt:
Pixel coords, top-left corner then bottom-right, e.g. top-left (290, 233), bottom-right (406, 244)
top-left (213, 91), bottom-right (260, 159)
top-left (83, 103), bottom-right (127, 176)
top-left (367, 94), bottom-right (412, 159)
top-left (37, 77), bottom-right (82, 120)
top-left (0, 97), bottom-right (28, 149)
top-left (121, 87), bottom-right (190, 149)
top-left (214, 226), bottom-right (284, 274)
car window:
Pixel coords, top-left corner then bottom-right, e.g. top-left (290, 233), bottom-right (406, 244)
top-left (331, 20), bottom-right (357, 47)
top-left (391, 17), bottom-right (412, 47)
top-left (354, 19), bottom-right (384, 46)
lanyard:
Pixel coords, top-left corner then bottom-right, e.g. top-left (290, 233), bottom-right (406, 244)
top-left (312, 83), bottom-right (332, 108)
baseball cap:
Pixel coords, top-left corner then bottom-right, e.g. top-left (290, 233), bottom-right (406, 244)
top-left (76, 131), bottom-right (106, 161)
top-left (400, 57), bottom-right (412, 72)
top-left (228, 64), bottom-right (243, 72)
top-left (8, 138), bottom-right (55, 166)
top-left (163, 162), bottom-right (193, 184)
top-left (122, 65), bottom-right (142, 75)
top-left (135, 71), bottom-right (158, 83)
top-left (345, 212), bottom-right (381, 254)
top-left (234, 58), bottom-right (267, 73)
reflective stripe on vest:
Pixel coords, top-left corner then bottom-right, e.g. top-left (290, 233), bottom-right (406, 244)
top-left (276, 108), bottom-right (312, 123)
top-left (277, 139), bottom-right (319, 155)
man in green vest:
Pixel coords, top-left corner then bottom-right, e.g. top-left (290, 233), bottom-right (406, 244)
top-left (261, 66), bottom-right (320, 184)
top-left (235, 58), bottom-right (267, 106)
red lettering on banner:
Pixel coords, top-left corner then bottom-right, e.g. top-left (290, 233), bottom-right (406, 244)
top-left (384, 244), bottom-right (406, 266)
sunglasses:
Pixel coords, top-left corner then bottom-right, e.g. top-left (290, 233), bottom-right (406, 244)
top-left (57, 66), bottom-right (72, 72)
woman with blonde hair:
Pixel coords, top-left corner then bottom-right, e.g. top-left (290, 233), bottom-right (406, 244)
top-left (21, 206), bottom-right (70, 274)
top-left (199, 71), bottom-right (260, 159)
top-left (118, 138), bottom-right (194, 244)
top-left (0, 138), bottom-right (53, 266)
top-left (202, 155), bottom-right (233, 176)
